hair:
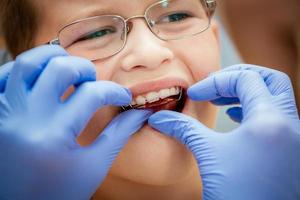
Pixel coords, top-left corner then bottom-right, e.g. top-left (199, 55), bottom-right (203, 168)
top-left (0, 0), bottom-right (39, 58)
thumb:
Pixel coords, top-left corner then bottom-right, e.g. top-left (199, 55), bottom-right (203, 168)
top-left (149, 111), bottom-right (231, 200)
top-left (85, 109), bottom-right (152, 172)
top-left (67, 110), bottom-right (151, 198)
top-left (148, 110), bottom-right (215, 159)
top-left (188, 70), bottom-right (273, 121)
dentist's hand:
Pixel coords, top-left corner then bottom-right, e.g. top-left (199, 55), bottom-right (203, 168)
top-left (0, 46), bottom-right (150, 200)
top-left (207, 65), bottom-right (299, 122)
top-left (148, 65), bottom-right (300, 200)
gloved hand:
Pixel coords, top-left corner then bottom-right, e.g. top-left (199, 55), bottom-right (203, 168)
top-left (0, 45), bottom-right (151, 200)
top-left (148, 64), bottom-right (300, 200)
top-left (208, 65), bottom-right (299, 122)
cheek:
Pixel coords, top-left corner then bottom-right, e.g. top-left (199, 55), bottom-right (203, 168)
top-left (93, 58), bottom-right (118, 81)
top-left (173, 33), bottom-right (220, 81)
top-left (95, 65), bottom-right (110, 80)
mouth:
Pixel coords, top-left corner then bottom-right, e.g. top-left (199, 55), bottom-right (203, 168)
top-left (120, 86), bottom-right (187, 113)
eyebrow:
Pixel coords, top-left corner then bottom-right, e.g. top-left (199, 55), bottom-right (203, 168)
top-left (82, 8), bottom-right (114, 18)
top-left (70, 5), bottom-right (114, 22)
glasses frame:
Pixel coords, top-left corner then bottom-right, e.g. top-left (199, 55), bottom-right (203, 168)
top-left (49, 0), bottom-right (217, 61)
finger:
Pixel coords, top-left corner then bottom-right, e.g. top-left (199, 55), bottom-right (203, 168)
top-left (222, 64), bottom-right (294, 96)
top-left (188, 70), bottom-right (272, 120)
top-left (226, 107), bottom-right (243, 123)
top-left (81, 110), bottom-right (151, 179)
top-left (211, 97), bottom-right (240, 106)
top-left (63, 81), bottom-right (133, 135)
top-left (0, 62), bottom-right (13, 93)
top-left (222, 64), bottom-right (298, 118)
top-left (32, 56), bottom-right (96, 100)
top-left (91, 109), bottom-right (151, 152)
top-left (6, 45), bottom-right (68, 91)
top-left (148, 110), bottom-right (215, 158)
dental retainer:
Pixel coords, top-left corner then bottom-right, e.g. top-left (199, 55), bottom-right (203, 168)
top-left (121, 87), bottom-right (183, 111)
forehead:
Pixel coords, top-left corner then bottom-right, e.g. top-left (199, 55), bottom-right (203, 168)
top-left (40, 0), bottom-right (164, 22)
top-left (76, 0), bottom-right (159, 18)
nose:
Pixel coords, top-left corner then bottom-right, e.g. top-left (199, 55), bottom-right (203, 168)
top-left (120, 19), bottom-right (174, 72)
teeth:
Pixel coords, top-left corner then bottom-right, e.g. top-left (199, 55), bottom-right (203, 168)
top-left (159, 89), bottom-right (170, 99)
top-left (136, 96), bottom-right (146, 105)
top-left (132, 86), bottom-right (182, 106)
top-left (131, 99), bottom-right (137, 106)
top-left (146, 92), bottom-right (160, 103)
top-left (170, 87), bottom-right (177, 96)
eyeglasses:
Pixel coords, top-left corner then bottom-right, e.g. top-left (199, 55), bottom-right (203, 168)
top-left (49, 0), bottom-right (216, 61)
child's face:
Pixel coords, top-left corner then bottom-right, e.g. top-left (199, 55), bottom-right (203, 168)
top-left (35, 0), bottom-right (219, 190)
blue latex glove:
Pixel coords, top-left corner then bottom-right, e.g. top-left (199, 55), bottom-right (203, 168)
top-left (149, 65), bottom-right (300, 200)
top-left (0, 45), bottom-right (151, 200)
top-left (208, 65), bottom-right (299, 122)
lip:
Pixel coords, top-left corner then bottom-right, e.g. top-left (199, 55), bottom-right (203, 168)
top-left (128, 77), bottom-right (189, 97)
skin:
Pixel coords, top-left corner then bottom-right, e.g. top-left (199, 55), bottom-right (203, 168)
top-left (32, 0), bottom-right (220, 199)
top-left (218, 0), bottom-right (300, 111)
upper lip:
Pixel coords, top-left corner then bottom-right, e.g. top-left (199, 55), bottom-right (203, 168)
top-left (127, 77), bottom-right (189, 98)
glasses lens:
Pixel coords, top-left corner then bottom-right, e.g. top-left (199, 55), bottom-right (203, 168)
top-left (146, 0), bottom-right (210, 40)
top-left (58, 16), bottom-right (126, 60)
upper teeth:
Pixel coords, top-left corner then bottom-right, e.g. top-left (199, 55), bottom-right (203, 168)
top-left (132, 86), bottom-right (181, 106)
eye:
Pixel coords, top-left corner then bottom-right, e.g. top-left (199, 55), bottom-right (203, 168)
top-left (160, 12), bottom-right (191, 23)
top-left (78, 27), bottom-right (116, 41)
